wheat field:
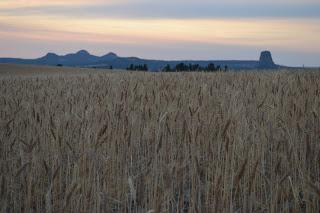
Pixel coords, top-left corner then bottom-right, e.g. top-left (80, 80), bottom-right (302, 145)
top-left (0, 64), bottom-right (320, 212)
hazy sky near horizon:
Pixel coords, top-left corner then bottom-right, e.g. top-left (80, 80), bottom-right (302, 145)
top-left (0, 0), bottom-right (320, 66)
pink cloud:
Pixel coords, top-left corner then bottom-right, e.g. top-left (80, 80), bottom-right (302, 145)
top-left (0, 0), bottom-right (118, 9)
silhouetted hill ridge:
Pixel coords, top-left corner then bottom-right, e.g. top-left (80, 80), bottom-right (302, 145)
top-left (0, 50), bottom-right (281, 70)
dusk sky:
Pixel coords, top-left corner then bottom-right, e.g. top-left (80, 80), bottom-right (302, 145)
top-left (0, 0), bottom-right (320, 66)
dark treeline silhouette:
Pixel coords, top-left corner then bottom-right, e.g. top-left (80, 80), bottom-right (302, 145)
top-left (126, 64), bottom-right (148, 71)
top-left (162, 63), bottom-right (228, 72)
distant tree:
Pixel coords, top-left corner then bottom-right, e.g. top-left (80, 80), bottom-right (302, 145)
top-left (162, 62), bottom-right (227, 72)
top-left (187, 63), bottom-right (192, 71)
top-left (207, 63), bottom-right (215, 72)
top-left (175, 63), bottom-right (181, 71)
top-left (127, 64), bottom-right (134, 70)
top-left (143, 64), bottom-right (148, 71)
top-left (195, 64), bottom-right (200, 71)
top-left (192, 64), bottom-right (200, 71)
top-left (175, 63), bottom-right (189, 72)
top-left (162, 64), bottom-right (172, 72)
top-left (188, 64), bottom-right (199, 71)
top-left (126, 64), bottom-right (148, 71)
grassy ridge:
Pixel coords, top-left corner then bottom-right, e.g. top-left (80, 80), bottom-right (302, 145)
top-left (0, 66), bottom-right (320, 212)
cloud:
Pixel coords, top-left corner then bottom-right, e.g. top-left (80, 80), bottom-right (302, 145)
top-left (1, 1), bottom-right (320, 19)
top-left (0, 0), bottom-right (114, 8)
top-left (1, 14), bottom-right (319, 52)
top-left (0, 0), bottom-right (319, 66)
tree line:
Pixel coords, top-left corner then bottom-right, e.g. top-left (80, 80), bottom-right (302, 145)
top-left (126, 64), bottom-right (148, 71)
top-left (93, 63), bottom-right (228, 72)
top-left (162, 63), bottom-right (228, 72)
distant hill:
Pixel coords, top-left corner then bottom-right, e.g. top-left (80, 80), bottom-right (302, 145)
top-left (0, 50), bottom-right (280, 71)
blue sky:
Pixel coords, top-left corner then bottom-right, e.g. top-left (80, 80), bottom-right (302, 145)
top-left (0, 0), bottom-right (319, 66)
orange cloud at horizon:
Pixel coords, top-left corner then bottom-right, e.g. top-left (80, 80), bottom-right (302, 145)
top-left (0, 14), bottom-right (319, 53)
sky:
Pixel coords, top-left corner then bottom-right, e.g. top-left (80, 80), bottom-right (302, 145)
top-left (0, 0), bottom-right (320, 66)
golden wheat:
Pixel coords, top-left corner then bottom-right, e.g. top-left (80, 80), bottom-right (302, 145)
top-left (0, 64), bottom-right (320, 212)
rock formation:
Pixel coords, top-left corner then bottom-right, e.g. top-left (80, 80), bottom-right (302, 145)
top-left (258, 51), bottom-right (277, 69)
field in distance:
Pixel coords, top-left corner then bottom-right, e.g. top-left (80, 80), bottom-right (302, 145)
top-left (0, 63), bottom-right (116, 77)
top-left (0, 64), bottom-right (320, 212)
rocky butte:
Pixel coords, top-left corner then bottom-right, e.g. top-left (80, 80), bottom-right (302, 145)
top-left (258, 51), bottom-right (278, 69)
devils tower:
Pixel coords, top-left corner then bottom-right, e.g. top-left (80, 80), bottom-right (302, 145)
top-left (258, 51), bottom-right (277, 69)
